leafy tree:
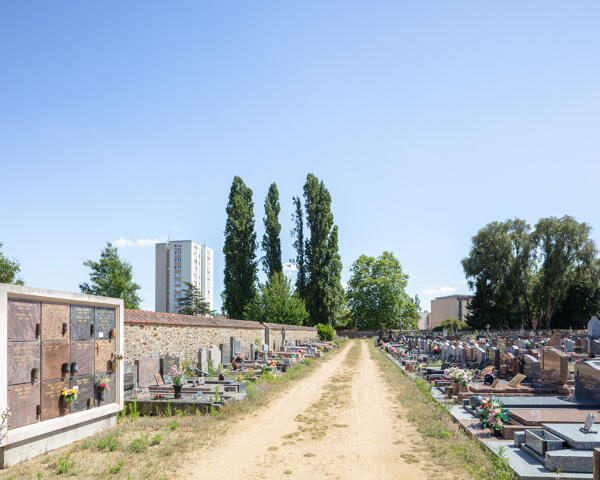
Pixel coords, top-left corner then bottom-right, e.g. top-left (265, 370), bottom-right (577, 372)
top-left (316, 323), bottom-right (336, 341)
top-left (347, 251), bottom-right (417, 330)
top-left (291, 195), bottom-right (307, 299)
top-left (223, 176), bottom-right (258, 319)
top-left (244, 272), bottom-right (309, 325)
top-left (178, 281), bottom-right (212, 315)
top-left (301, 174), bottom-right (344, 325)
top-left (80, 243), bottom-right (141, 308)
top-left (0, 242), bottom-right (24, 285)
top-left (262, 182), bottom-right (282, 280)
top-left (441, 318), bottom-right (469, 334)
top-left (532, 216), bottom-right (597, 329)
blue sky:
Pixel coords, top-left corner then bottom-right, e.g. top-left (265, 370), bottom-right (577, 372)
top-left (1, 2), bottom-right (600, 313)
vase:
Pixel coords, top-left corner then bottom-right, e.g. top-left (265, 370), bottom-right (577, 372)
top-left (493, 429), bottom-right (503, 438)
top-left (99, 390), bottom-right (105, 402)
top-left (452, 382), bottom-right (459, 396)
top-left (174, 385), bottom-right (182, 399)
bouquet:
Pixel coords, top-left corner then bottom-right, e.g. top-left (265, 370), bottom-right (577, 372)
top-left (432, 346), bottom-right (441, 354)
top-left (445, 367), bottom-right (473, 386)
top-left (169, 365), bottom-right (185, 387)
top-left (61, 386), bottom-right (78, 403)
top-left (475, 396), bottom-right (510, 432)
top-left (96, 377), bottom-right (108, 391)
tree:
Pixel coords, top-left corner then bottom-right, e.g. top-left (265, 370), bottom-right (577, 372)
top-left (0, 242), bottom-right (24, 285)
top-left (291, 195), bottom-right (307, 299)
top-left (80, 243), bottom-right (141, 308)
top-left (223, 176), bottom-right (258, 319)
top-left (178, 281), bottom-right (212, 315)
top-left (441, 318), bottom-right (469, 334)
top-left (244, 272), bottom-right (309, 325)
top-left (302, 174), bottom-right (344, 325)
top-left (347, 251), bottom-right (417, 330)
top-left (262, 182), bottom-right (282, 279)
top-left (532, 216), bottom-right (597, 329)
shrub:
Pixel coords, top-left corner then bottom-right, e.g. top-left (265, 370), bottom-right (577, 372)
top-left (96, 433), bottom-right (120, 451)
top-left (127, 436), bottom-right (147, 453)
top-left (316, 323), bottom-right (335, 341)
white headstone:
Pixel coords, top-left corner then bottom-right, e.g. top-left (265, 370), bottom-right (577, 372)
top-left (588, 316), bottom-right (600, 339)
top-left (209, 345), bottom-right (221, 368)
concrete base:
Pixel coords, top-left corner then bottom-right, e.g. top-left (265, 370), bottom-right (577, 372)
top-left (0, 413), bottom-right (116, 468)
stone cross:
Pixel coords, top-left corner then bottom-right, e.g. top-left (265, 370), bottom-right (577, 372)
top-left (580, 413), bottom-right (597, 434)
top-left (486, 324), bottom-right (491, 337)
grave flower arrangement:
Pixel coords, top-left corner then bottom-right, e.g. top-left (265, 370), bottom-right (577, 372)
top-left (96, 377), bottom-right (108, 392)
top-left (61, 386), bottom-right (78, 404)
top-left (445, 367), bottom-right (473, 386)
top-left (263, 359), bottom-right (277, 372)
top-left (432, 346), bottom-right (441, 355)
top-left (475, 395), bottom-right (510, 433)
top-left (153, 394), bottom-right (165, 399)
top-left (169, 365), bottom-right (185, 387)
top-left (389, 346), bottom-right (397, 354)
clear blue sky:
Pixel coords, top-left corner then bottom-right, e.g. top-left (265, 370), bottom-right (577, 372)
top-left (2, 2), bottom-right (600, 313)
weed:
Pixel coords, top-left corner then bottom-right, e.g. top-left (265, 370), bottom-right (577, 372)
top-left (96, 433), bottom-right (120, 452)
top-left (107, 459), bottom-right (124, 474)
top-left (54, 453), bottom-right (74, 475)
top-left (127, 436), bottom-right (148, 453)
top-left (127, 400), bottom-right (140, 420)
top-left (150, 433), bottom-right (164, 446)
top-left (168, 419), bottom-right (179, 431)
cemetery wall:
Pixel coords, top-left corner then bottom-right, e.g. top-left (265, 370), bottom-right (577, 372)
top-left (264, 323), bottom-right (318, 350)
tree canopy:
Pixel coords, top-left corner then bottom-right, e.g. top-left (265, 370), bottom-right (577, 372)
top-left (223, 176), bottom-right (258, 319)
top-left (347, 251), bottom-right (417, 330)
top-left (178, 281), bottom-right (212, 315)
top-left (0, 242), bottom-right (24, 285)
top-left (262, 182), bottom-right (282, 280)
top-left (463, 216), bottom-right (600, 329)
top-left (244, 272), bottom-right (309, 325)
top-left (79, 243), bottom-right (142, 309)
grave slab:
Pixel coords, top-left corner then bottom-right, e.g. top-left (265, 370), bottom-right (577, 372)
top-left (8, 299), bottom-right (40, 341)
top-left (8, 341), bottom-right (40, 385)
top-left (41, 303), bottom-right (70, 341)
top-left (7, 382), bottom-right (40, 429)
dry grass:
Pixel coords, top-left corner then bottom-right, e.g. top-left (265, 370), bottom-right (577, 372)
top-left (0, 342), bottom-right (347, 480)
top-left (369, 342), bottom-right (517, 480)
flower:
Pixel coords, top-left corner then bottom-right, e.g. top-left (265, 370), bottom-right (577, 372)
top-left (475, 395), bottom-right (510, 432)
top-left (169, 364), bottom-right (185, 386)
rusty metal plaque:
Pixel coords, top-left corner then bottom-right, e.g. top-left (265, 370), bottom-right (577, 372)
top-left (94, 308), bottom-right (115, 340)
top-left (94, 372), bottom-right (115, 407)
top-left (70, 305), bottom-right (94, 340)
top-left (7, 382), bottom-right (40, 429)
top-left (94, 340), bottom-right (114, 373)
top-left (41, 342), bottom-right (70, 381)
top-left (70, 375), bottom-right (94, 413)
top-left (70, 340), bottom-right (94, 376)
top-left (8, 300), bottom-right (40, 341)
top-left (41, 303), bottom-right (70, 341)
top-left (41, 378), bottom-right (68, 421)
top-left (8, 341), bottom-right (40, 385)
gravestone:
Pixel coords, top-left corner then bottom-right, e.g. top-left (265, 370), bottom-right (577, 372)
top-left (262, 343), bottom-right (269, 356)
top-left (70, 340), bottom-right (94, 376)
top-left (577, 337), bottom-right (589, 353)
top-left (95, 372), bottom-right (116, 407)
top-left (250, 343), bottom-right (256, 360)
top-left (575, 360), bottom-right (600, 402)
top-left (124, 362), bottom-right (136, 391)
top-left (230, 337), bottom-right (242, 358)
top-left (7, 382), bottom-right (40, 429)
top-left (136, 357), bottom-right (160, 388)
top-left (94, 308), bottom-right (115, 340)
top-left (547, 333), bottom-right (561, 349)
top-left (8, 299), bottom-right (40, 341)
top-left (564, 339), bottom-right (575, 353)
top-left (220, 343), bottom-right (232, 365)
top-left (542, 347), bottom-right (569, 384)
top-left (70, 305), bottom-right (94, 340)
top-left (41, 342), bottom-right (70, 380)
top-left (588, 316), bottom-right (600, 339)
top-left (159, 355), bottom-right (180, 376)
top-left (522, 354), bottom-right (540, 383)
top-left (518, 339), bottom-right (527, 350)
top-left (591, 339), bottom-right (600, 356)
top-left (41, 303), bottom-right (70, 341)
top-left (209, 345), bottom-right (221, 367)
top-left (8, 341), bottom-right (40, 385)
top-left (198, 348), bottom-right (209, 375)
top-left (70, 374), bottom-right (94, 412)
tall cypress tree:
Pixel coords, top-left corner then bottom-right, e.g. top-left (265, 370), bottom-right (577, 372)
top-left (302, 173), bottom-right (344, 326)
top-left (292, 196), bottom-right (307, 299)
top-left (223, 176), bottom-right (257, 319)
top-left (262, 182), bottom-right (282, 280)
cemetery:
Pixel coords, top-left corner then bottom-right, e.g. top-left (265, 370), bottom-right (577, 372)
top-left (378, 316), bottom-right (600, 479)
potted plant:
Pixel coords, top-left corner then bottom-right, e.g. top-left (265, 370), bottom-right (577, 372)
top-left (111, 352), bottom-right (123, 370)
top-left (169, 365), bottom-right (185, 399)
top-left (96, 377), bottom-right (108, 401)
top-left (61, 386), bottom-right (78, 407)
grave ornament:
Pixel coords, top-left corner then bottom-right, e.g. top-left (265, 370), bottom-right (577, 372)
top-left (580, 413), bottom-right (597, 434)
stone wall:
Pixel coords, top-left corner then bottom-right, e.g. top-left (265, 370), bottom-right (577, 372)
top-left (124, 323), bottom-right (264, 364)
top-left (264, 323), bottom-right (318, 351)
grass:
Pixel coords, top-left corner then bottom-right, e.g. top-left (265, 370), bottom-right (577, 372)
top-left (370, 342), bottom-right (518, 480)
top-left (0, 342), bottom-right (346, 480)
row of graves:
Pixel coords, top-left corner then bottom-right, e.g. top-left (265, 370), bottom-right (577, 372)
top-left (379, 317), bottom-right (600, 479)
top-left (124, 337), bottom-right (333, 415)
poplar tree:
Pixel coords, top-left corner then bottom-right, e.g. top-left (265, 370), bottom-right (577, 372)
top-left (291, 196), bottom-right (307, 298)
top-left (223, 176), bottom-right (257, 319)
top-left (262, 182), bottom-right (282, 280)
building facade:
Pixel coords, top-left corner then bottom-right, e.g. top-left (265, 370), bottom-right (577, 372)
top-left (155, 240), bottom-right (214, 313)
top-left (429, 294), bottom-right (472, 330)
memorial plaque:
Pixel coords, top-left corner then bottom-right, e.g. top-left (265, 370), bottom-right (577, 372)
top-left (94, 308), bottom-right (115, 340)
top-left (41, 378), bottom-right (68, 421)
top-left (95, 340), bottom-right (115, 372)
top-left (159, 355), bottom-right (180, 376)
top-left (41, 303), bottom-right (70, 341)
top-left (220, 343), bottom-right (232, 365)
top-left (70, 340), bottom-right (94, 376)
top-left (41, 342), bottom-right (70, 380)
top-left (70, 375), bottom-right (94, 413)
top-left (7, 299), bottom-right (40, 341)
top-left (7, 382), bottom-right (40, 429)
top-left (136, 357), bottom-right (160, 387)
top-left (124, 372), bottom-right (134, 391)
top-left (70, 305), bottom-right (94, 340)
top-left (8, 341), bottom-right (40, 385)
top-left (95, 372), bottom-right (115, 407)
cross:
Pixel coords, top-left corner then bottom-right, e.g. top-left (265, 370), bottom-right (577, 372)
top-left (486, 324), bottom-right (491, 337)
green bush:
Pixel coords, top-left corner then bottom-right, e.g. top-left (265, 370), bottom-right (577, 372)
top-left (316, 323), bottom-right (335, 341)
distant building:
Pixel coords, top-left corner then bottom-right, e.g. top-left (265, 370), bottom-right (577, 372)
top-left (429, 294), bottom-right (472, 330)
top-left (155, 240), bottom-right (214, 314)
top-left (417, 311), bottom-right (430, 330)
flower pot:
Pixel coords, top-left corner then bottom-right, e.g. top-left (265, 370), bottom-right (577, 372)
top-left (493, 429), bottom-right (503, 438)
top-left (452, 382), bottom-right (460, 395)
top-left (173, 385), bottom-right (182, 399)
top-left (459, 384), bottom-right (469, 393)
top-left (98, 390), bottom-right (105, 402)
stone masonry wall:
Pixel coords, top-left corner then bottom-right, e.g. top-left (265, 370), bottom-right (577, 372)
top-left (124, 324), bottom-right (265, 364)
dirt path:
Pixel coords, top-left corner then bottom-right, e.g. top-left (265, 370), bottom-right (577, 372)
top-left (179, 340), bottom-right (432, 480)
